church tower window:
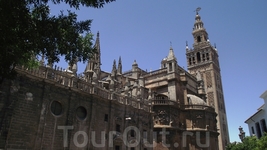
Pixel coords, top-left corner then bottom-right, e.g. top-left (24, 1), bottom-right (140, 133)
top-left (206, 53), bottom-right (210, 60)
top-left (189, 58), bottom-right (192, 65)
top-left (197, 36), bottom-right (201, 42)
top-left (104, 114), bottom-right (108, 122)
top-left (202, 53), bottom-right (206, 61)
top-left (197, 52), bottom-right (201, 62)
top-left (169, 63), bottom-right (172, 71)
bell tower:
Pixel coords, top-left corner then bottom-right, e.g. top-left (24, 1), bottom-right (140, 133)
top-left (186, 8), bottom-right (230, 150)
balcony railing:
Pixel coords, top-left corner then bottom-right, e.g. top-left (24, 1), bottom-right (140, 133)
top-left (151, 99), bottom-right (177, 105)
top-left (183, 105), bottom-right (214, 111)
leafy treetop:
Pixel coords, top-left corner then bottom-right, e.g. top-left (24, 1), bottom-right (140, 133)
top-left (226, 133), bottom-right (267, 150)
top-left (0, 0), bottom-right (115, 83)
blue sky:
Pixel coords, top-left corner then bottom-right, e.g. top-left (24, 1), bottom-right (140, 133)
top-left (50, 0), bottom-right (267, 142)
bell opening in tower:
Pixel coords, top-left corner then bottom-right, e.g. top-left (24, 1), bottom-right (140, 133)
top-left (197, 36), bottom-right (201, 42)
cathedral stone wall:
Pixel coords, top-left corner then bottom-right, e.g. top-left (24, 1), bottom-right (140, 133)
top-left (0, 69), bottom-right (153, 150)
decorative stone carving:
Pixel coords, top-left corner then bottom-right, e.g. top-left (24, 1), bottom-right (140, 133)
top-left (207, 92), bottom-right (214, 107)
top-left (196, 71), bottom-right (202, 81)
top-left (205, 71), bottom-right (212, 88)
top-left (154, 110), bottom-right (170, 125)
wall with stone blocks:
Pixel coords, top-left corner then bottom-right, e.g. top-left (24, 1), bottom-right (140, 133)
top-left (0, 74), bottom-right (153, 150)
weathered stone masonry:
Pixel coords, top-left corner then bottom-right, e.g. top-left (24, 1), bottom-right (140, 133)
top-left (0, 67), bottom-right (153, 150)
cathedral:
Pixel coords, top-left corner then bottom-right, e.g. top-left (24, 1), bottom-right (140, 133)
top-left (0, 12), bottom-right (229, 150)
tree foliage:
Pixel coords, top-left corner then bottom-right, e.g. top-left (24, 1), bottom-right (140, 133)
top-left (0, 0), bottom-right (115, 83)
top-left (226, 133), bottom-right (267, 150)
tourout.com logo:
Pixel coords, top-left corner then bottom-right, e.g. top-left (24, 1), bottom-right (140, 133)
top-left (58, 126), bottom-right (210, 148)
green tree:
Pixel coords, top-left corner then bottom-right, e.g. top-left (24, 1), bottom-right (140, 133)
top-left (0, 0), bottom-right (115, 83)
top-left (226, 134), bottom-right (267, 150)
top-left (257, 133), bottom-right (267, 150)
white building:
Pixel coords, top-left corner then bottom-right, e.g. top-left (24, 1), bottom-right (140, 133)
top-left (245, 90), bottom-right (267, 138)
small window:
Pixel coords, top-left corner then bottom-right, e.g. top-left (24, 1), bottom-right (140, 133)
top-left (76, 106), bottom-right (87, 120)
top-left (202, 54), bottom-right (205, 61)
top-left (116, 124), bottom-right (120, 132)
top-left (256, 122), bottom-right (262, 138)
top-left (206, 53), bottom-right (210, 60)
top-left (115, 146), bottom-right (120, 150)
top-left (197, 52), bottom-right (201, 62)
top-left (51, 101), bottom-right (62, 116)
top-left (189, 58), bottom-right (192, 65)
top-left (130, 129), bottom-right (135, 137)
top-left (169, 63), bottom-right (172, 71)
top-left (251, 126), bottom-right (255, 134)
top-left (143, 130), bottom-right (147, 139)
top-left (197, 36), bottom-right (201, 42)
top-left (104, 114), bottom-right (108, 122)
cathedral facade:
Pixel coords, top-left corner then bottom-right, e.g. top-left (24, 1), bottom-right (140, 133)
top-left (0, 12), bottom-right (229, 150)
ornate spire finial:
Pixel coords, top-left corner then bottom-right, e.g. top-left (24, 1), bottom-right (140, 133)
top-left (97, 31), bottom-right (100, 38)
top-left (195, 7), bottom-right (201, 15)
top-left (113, 59), bottom-right (116, 68)
top-left (186, 41), bottom-right (189, 50)
top-left (167, 46), bottom-right (176, 61)
top-left (117, 56), bottom-right (122, 74)
top-left (111, 59), bottom-right (117, 77)
top-left (118, 56), bottom-right (121, 64)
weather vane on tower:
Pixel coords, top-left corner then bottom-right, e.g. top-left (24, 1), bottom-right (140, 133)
top-left (195, 7), bottom-right (201, 14)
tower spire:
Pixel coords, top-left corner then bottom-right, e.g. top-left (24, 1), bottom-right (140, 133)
top-left (192, 8), bottom-right (209, 46)
top-left (94, 31), bottom-right (101, 68)
top-left (167, 46), bottom-right (176, 61)
top-left (111, 59), bottom-right (117, 77)
top-left (117, 56), bottom-right (122, 74)
top-left (84, 31), bottom-right (101, 80)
